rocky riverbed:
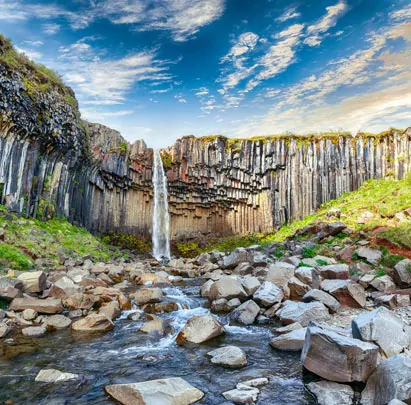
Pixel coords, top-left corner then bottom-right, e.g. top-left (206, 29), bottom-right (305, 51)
top-left (1, 220), bottom-right (411, 404)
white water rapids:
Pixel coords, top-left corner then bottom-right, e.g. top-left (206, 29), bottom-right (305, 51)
top-left (152, 149), bottom-right (171, 261)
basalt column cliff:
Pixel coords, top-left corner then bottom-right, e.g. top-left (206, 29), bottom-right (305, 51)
top-left (0, 36), bottom-right (410, 241)
top-left (163, 131), bottom-right (411, 239)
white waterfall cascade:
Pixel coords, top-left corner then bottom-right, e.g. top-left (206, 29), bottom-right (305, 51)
top-left (152, 149), bottom-right (171, 262)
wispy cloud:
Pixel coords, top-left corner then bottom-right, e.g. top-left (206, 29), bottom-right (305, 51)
top-left (304, 0), bottom-right (348, 46)
top-left (275, 6), bottom-right (301, 23)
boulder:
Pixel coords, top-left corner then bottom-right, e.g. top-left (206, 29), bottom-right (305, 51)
top-left (177, 315), bottom-right (225, 344)
top-left (352, 307), bottom-right (411, 357)
top-left (307, 381), bottom-right (354, 405)
top-left (317, 264), bottom-right (349, 280)
top-left (393, 259), bottom-right (411, 288)
top-left (240, 276), bottom-right (260, 296)
top-left (288, 277), bottom-right (310, 301)
top-left (133, 288), bottom-right (163, 305)
top-left (17, 271), bottom-right (47, 293)
top-left (49, 276), bottom-right (84, 298)
top-left (301, 325), bottom-right (378, 382)
top-left (10, 297), bottom-right (63, 314)
top-left (266, 262), bottom-right (295, 290)
top-left (105, 378), bottom-right (204, 405)
top-left (22, 308), bottom-right (38, 321)
top-left (71, 314), bottom-right (114, 332)
top-left (270, 328), bottom-right (306, 351)
top-left (303, 289), bottom-right (341, 313)
top-left (222, 248), bottom-right (253, 269)
top-left (206, 346), bottom-right (247, 368)
top-left (276, 301), bottom-right (331, 327)
top-left (361, 355), bottom-right (411, 405)
top-left (35, 369), bottom-right (79, 383)
top-left (223, 384), bottom-right (259, 404)
top-left (63, 293), bottom-right (99, 310)
top-left (22, 326), bottom-right (47, 337)
top-left (355, 247), bottom-right (382, 265)
top-left (370, 275), bottom-right (396, 293)
top-left (231, 300), bottom-right (260, 325)
top-left (322, 280), bottom-right (366, 308)
top-left (45, 314), bottom-right (72, 329)
top-left (208, 277), bottom-right (248, 301)
top-left (253, 281), bottom-right (283, 307)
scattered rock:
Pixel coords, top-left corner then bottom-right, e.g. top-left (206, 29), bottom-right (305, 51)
top-left (352, 307), bottom-right (411, 357)
top-left (10, 297), bottom-right (63, 314)
top-left (22, 326), bottom-right (47, 337)
top-left (277, 301), bottom-right (331, 326)
top-left (206, 346), bottom-right (247, 368)
top-left (105, 377), bottom-right (204, 405)
top-left (71, 314), bottom-right (114, 333)
top-left (253, 281), bottom-right (283, 307)
top-left (18, 271), bottom-right (47, 293)
top-left (301, 325), bottom-right (378, 382)
top-left (361, 355), bottom-right (411, 405)
top-left (231, 300), bottom-right (260, 325)
top-left (270, 328), bottom-right (307, 351)
top-left (307, 381), bottom-right (354, 405)
top-left (177, 315), bottom-right (225, 344)
top-left (35, 369), bottom-right (79, 383)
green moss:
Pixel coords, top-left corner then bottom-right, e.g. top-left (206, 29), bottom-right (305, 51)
top-left (0, 243), bottom-right (33, 270)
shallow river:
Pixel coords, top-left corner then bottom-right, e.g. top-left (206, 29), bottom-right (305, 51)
top-left (0, 279), bottom-right (316, 404)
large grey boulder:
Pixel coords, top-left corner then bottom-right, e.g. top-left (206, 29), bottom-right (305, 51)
top-left (303, 289), bottom-right (341, 313)
top-left (105, 377), bottom-right (204, 405)
top-left (266, 262), bottom-right (295, 290)
top-left (307, 381), bottom-right (354, 405)
top-left (222, 248), bottom-right (253, 269)
top-left (322, 279), bottom-right (366, 308)
top-left (206, 346), bottom-right (247, 368)
top-left (35, 369), bottom-right (79, 383)
top-left (276, 301), bottom-right (331, 327)
top-left (230, 300), bottom-right (260, 325)
top-left (177, 314), bottom-right (225, 344)
top-left (209, 277), bottom-right (248, 301)
top-left (270, 328), bottom-right (306, 351)
top-left (361, 355), bottom-right (411, 405)
top-left (252, 281), bottom-right (283, 307)
top-left (301, 325), bottom-right (378, 382)
top-left (393, 259), bottom-right (411, 288)
top-left (352, 307), bottom-right (411, 357)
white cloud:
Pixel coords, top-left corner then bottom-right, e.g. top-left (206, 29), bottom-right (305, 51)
top-left (43, 23), bottom-right (61, 35)
top-left (276, 6), bottom-right (301, 23)
top-left (304, 0), bottom-right (348, 46)
top-left (99, 0), bottom-right (225, 41)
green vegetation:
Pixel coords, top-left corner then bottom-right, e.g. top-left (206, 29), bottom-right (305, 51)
top-left (0, 34), bottom-right (77, 107)
top-left (0, 205), bottom-right (117, 271)
top-left (0, 243), bottom-right (33, 270)
top-left (102, 233), bottom-right (151, 255)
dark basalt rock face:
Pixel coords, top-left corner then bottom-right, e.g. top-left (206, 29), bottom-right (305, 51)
top-left (0, 60), bottom-right (411, 242)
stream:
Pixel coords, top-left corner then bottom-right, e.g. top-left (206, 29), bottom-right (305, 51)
top-left (0, 277), bottom-right (316, 404)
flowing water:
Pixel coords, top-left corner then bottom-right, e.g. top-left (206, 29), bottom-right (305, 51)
top-left (0, 277), bottom-right (316, 405)
top-left (152, 149), bottom-right (171, 262)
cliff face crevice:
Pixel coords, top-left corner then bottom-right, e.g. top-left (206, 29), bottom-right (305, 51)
top-left (1, 51), bottom-right (410, 242)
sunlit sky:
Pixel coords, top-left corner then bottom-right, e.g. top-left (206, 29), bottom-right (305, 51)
top-left (0, 0), bottom-right (410, 147)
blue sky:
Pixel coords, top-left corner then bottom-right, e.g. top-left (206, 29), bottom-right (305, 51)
top-left (0, 0), bottom-right (410, 148)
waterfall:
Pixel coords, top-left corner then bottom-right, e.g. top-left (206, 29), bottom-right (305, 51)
top-left (152, 149), bottom-right (171, 262)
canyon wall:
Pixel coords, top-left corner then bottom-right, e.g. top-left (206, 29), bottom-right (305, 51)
top-left (1, 37), bottom-right (411, 242)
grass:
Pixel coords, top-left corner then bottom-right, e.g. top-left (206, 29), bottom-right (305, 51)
top-left (0, 243), bottom-right (33, 270)
top-left (0, 206), bottom-right (117, 270)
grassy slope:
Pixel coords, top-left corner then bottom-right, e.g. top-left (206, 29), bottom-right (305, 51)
top-left (187, 174), bottom-right (411, 256)
top-left (0, 206), bottom-right (116, 272)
